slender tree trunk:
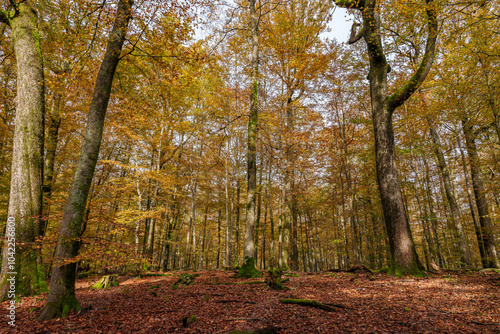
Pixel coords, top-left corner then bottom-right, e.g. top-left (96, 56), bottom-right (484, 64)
top-left (269, 175), bottom-right (275, 268)
top-left (42, 88), bottom-right (63, 237)
top-left (243, 0), bottom-right (259, 264)
top-left (0, 1), bottom-right (46, 300)
top-left (225, 149), bottom-right (232, 267)
top-left (38, 0), bottom-right (133, 319)
top-left (457, 137), bottom-right (484, 267)
top-left (217, 209), bottom-right (221, 269)
top-left (427, 116), bottom-right (471, 266)
top-left (255, 164), bottom-right (263, 265)
top-left (285, 97), bottom-right (299, 270)
top-left (462, 118), bottom-right (499, 268)
top-left (423, 156), bottom-right (446, 267)
top-left (191, 183), bottom-right (197, 270)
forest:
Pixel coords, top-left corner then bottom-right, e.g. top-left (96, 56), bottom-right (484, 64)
top-left (0, 0), bottom-right (499, 333)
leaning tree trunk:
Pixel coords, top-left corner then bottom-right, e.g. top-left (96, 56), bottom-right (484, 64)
top-left (335, 0), bottom-right (438, 274)
top-left (0, 1), bottom-right (46, 300)
top-left (462, 118), bottom-right (499, 268)
top-left (427, 116), bottom-right (471, 266)
top-left (38, 0), bottom-right (133, 320)
top-left (243, 0), bottom-right (259, 264)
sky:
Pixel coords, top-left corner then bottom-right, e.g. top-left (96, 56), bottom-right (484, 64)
top-left (195, 4), bottom-right (354, 44)
top-left (323, 7), bottom-right (353, 44)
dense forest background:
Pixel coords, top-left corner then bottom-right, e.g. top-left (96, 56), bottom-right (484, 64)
top-left (0, 0), bottom-right (499, 316)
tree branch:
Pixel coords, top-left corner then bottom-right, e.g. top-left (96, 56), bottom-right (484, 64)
top-left (348, 22), bottom-right (365, 44)
top-left (387, 0), bottom-right (438, 112)
top-left (335, 0), bottom-right (366, 10)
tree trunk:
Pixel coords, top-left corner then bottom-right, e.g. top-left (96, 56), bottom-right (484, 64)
top-left (427, 116), bottom-right (471, 266)
top-left (285, 97), bottom-right (299, 271)
top-left (462, 118), bottom-right (499, 268)
top-left (0, 1), bottom-right (46, 300)
top-left (225, 148), bottom-right (232, 267)
top-left (38, 0), bottom-right (133, 320)
top-left (42, 86), bottom-right (63, 237)
top-left (335, 0), bottom-right (438, 274)
top-left (243, 0), bottom-right (259, 263)
top-left (458, 137), bottom-right (485, 267)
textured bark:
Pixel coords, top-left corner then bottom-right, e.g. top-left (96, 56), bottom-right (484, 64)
top-left (38, 0), bottom-right (133, 320)
top-left (462, 118), bottom-right (499, 268)
top-left (336, 0), bottom-right (438, 273)
top-left (427, 116), bottom-right (471, 266)
top-left (244, 0), bottom-right (259, 263)
top-left (285, 97), bottom-right (299, 271)
top-left (0, 1), bottom-right (46, 300)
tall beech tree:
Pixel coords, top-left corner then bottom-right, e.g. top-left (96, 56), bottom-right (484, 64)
top-left (39, 0), bottom-right (134, 320)
top-left (0, 0), bottom-right (46, 299)
top-left (242, 0), bottom-right (259, 269)
top-left (335, 0), bottom-right (439, 274)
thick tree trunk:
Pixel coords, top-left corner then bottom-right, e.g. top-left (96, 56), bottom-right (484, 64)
top-left (462, 118), bottom-right (499, 268)
top-left (38, 0), bottom-right (133, 320)
top-left (0, 1), bottom-right (46, 300)
top-left (427, 116), bottom-right (471, 266)
top-left (372, 104), bottom-right (422, 273)
top-left (244, 0), bottom-right (259, 263)
top-left (336, 0), bottom-right (438, 274)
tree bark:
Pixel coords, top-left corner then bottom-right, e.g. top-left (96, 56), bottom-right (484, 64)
top-left (244, 0), bottom-right (259, 263)
top-left (0, 0), bottom-right (46, 300)
top-left (38, 0), bottom-right (133, 320)
top-left (462, 118), bottom-right (499, 268)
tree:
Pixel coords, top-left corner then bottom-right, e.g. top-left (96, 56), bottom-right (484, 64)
top-left (0, 0), bottom-right (46, 300)
top-left (243, 0), bottom-right (259, 269)
top-left (38, 0), bottom-right (134, 319)
top-left (335, 0), bottom-right (439, 274)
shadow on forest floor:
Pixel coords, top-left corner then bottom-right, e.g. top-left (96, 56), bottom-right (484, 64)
top-left (1, 270), bottom-right (499, 333)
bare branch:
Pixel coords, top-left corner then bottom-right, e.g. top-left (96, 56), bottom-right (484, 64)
top-left (348, 22), bottom-right (365, 44)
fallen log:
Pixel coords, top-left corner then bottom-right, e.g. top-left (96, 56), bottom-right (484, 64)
top-left (279, 298), bottom-right (340, 312)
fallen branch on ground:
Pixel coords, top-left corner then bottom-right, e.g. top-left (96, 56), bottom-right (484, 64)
top-left (280, 298), bottom-right (343, 312)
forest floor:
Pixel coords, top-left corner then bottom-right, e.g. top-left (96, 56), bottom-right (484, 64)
top-left (1, 269), bottom-right (499, 333)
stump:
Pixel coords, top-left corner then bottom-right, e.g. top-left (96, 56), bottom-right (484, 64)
top-left (266, 268), bottom-right (287, 290)
top-left (174, 273), bottom-right (199, 286)
top-left (92, 275), bottom-right (119, 289)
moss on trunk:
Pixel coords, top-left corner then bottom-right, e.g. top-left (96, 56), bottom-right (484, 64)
top-left (92, 275), bottom-right (119, 289)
